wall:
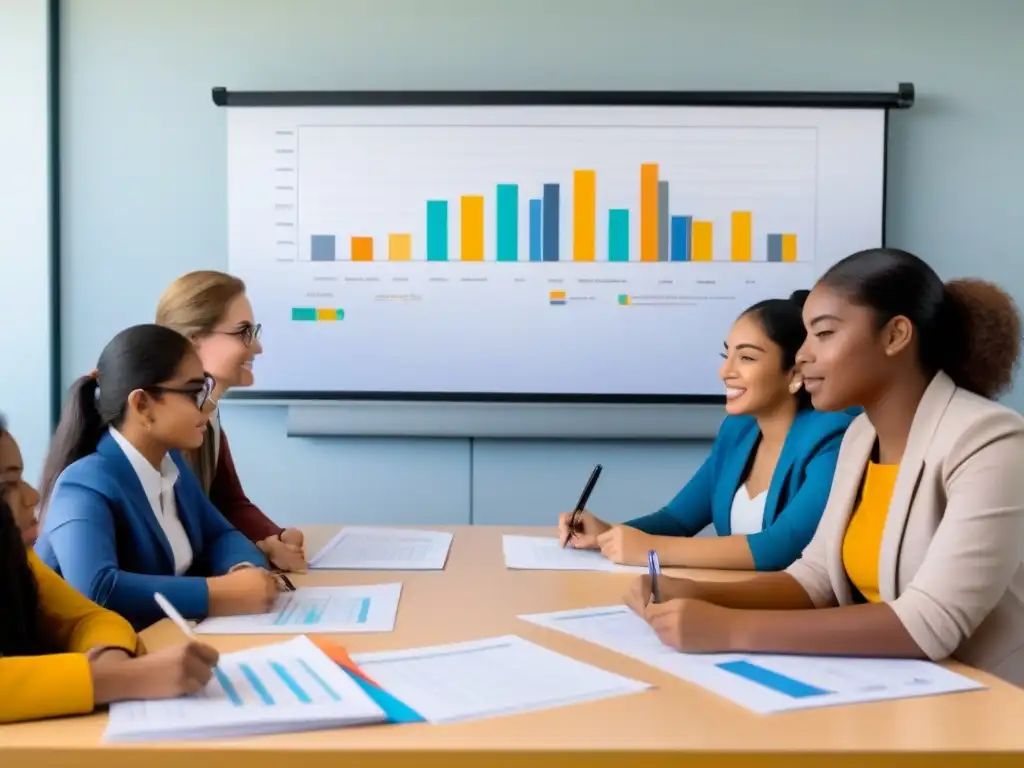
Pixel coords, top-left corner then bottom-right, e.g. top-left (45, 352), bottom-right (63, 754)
top-left (0, 0), bottom-right (52, 482)
top-left (60, 0), bottom-right (1024, 528)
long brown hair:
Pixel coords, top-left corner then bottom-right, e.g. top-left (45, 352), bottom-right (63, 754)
top-left (156, 270), bottom-right (247, 491)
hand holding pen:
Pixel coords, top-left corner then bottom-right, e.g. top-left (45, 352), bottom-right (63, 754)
top-left (559, 464), bottom-right (609, 548)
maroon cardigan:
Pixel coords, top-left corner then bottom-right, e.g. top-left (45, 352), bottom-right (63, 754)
top-left (208, 428), bottom-right (284, 543)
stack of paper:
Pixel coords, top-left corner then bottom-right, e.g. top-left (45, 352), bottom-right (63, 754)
top-left (502, 535), bottom-right (647, 573)
top-left (193, 584), bottom-right (403, 635)
top-left (104, 636), bottom-right (387, 741)
top-left (520, 605), bottom-right (985, 713)
top-left (310, 526), bottom-right (453, 570)
top-left (351, 634), bottom-right (652, 723)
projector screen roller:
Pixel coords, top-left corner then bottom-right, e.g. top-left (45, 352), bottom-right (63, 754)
top-left (226, 100), bottom-right (886, 401)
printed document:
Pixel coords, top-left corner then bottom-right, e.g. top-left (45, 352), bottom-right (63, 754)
top-left (520, 605), bottom-right (984, 714)
top-left (193, 583), bottom-right (402, 635)
top-left (503, 535), bottom-right (647, 573)
top-left (352, 634), bottom-right (651, 723)
top-left (310, 526), bottom-right (453, 570)
top-left (105, 636), bottom-right (386, 741)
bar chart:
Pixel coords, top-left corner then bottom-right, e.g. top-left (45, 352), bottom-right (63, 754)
top-left (227, 103), bottom-right (888, 396)
top-left (304, 162), bottom-right (801, 265)
top-left (294, 123), bottom-right (817, 267)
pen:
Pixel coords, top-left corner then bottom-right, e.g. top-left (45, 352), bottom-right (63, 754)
top-left (279, 574), bottom-right (296, 591)
top-left (564, 463), bottom-right (603, 547)
top-left (154, 592), bottom-right (196, 639)
top-left (648, 549), bottom-right (661, 604)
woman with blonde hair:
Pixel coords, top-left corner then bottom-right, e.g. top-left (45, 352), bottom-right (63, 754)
top-left (156, 270), bottom-right (306, 572)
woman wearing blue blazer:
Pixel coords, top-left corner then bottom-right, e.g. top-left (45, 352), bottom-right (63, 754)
top-left (559, 291), bottom-right (857, 571)
top-left (34, 324), bottom-right (283, 630)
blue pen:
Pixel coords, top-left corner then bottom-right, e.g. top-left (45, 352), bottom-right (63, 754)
top-left (647, 549), bottom-right (661, 604)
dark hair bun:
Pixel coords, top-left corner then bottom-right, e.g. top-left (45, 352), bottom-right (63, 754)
top-left (788, 289), bottom-right (810, 309)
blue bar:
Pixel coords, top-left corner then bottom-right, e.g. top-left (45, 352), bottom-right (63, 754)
top-left (715, 660), bottom-right (831, 699)
top-left (240, 663), bottom-right (275, 705)
top-left (303, 601), bottom-right (325, 624)
top-left (273, 599), bottom-right (299, 625)
top-left (496, 184), bottom-right (518, 262)
top-left (671, 216), bottom-right (691, 261)
top-left (529, 198), bottom-right (542, 262)
top-left (214, 666), bottom-right (243, 706)
top-left (542, 183), bottom-right (560, 261)
top-left (271, 661), bottom-right (312, 704)
top-left (310, 234), bottom-right (335, 262)
top-left (356, 597), bottom-right (371, 623)
top-left (767, 233), bottom-right (783, 263)
top-left (427, 200), bottom-right (448, 261)
top-left (298, 659), bottom-right (341, 702)
top-left (608, 209), bottom-right (629, 262)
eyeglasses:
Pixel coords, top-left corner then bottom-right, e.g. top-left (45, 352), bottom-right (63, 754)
top-left (215, 323), bottom-right (261, 347)
top-left (149, 374), bottom-right (216, 411)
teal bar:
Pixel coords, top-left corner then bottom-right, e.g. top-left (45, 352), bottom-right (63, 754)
top-left (427, 200), bottom-right (448, 261)
top-left (496, 184), bottom-right (518, 261)
top-left (291, 308), bottom-right (317, 321)
top-left (608, 209), bottom-right (629, 262)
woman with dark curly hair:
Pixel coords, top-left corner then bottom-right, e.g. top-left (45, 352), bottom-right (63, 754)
top-left (0, 418), bottom-right (220, 723)
top-left (625, 248), bottom-right (1024, 686)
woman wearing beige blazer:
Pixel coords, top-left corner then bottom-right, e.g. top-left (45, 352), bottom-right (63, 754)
top-left (626, 247), bottom-right (1024, 686)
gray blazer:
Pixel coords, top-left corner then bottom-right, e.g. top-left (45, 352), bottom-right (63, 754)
top-left (787, 371), bottom-right (1024, 686)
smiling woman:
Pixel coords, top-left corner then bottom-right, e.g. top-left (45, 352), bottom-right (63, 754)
top-left (32, 324), bottom-right (281, 630)
top-left (156, 270), bottom-right (307, 573)
top-left (557, 291), bottom-right (856, 572)
top-left (626, 248), bottom-right (1024, 688)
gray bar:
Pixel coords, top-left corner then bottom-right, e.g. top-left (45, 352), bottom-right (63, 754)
top-left (311, 234), bottom-right (336, 262)
top-left (657, 181), bottom-right (669, 262)
top-left (767, 234), bottom-right (783, 263)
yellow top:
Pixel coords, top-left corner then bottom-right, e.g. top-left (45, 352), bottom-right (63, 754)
top-left (0, 550), bottom-right (140, 724)
top-left (841, 461), bottom-right (899, 603)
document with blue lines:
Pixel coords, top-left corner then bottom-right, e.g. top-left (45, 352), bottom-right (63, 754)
top-left (519, 605), bottom-right (985, 714)
top-left (104, 636), bottom-right (386, 741)
top-left (193, 583), bottom-right (402, 635)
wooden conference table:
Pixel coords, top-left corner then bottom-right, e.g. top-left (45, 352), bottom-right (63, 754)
top-left (4, 525), bottom-right (1024, 768)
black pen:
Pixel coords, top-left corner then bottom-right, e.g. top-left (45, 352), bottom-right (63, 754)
top-left (279, 574), bottom-right (296, 591)
top-left (564, 464), bottom-right (603, 547)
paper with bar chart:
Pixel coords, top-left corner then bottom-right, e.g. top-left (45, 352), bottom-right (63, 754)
top-left (192, 583), bottom-right (402, 634)
top-left (104, 636), bottom-right (387, 741)
top-left (518, 606), bottom-right (984, 714)
top-left (227, 104), bottom-right (886, 396)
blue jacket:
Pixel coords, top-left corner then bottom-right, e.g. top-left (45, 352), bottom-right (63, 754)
top-left (35, 431), bottom-right (268, 630)
top-left (625, 408), bottom-right (858, 571)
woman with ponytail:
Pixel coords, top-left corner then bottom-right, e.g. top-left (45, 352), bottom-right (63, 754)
top-left (558, 291), bottom-right (856, 571)
top-left (0, 418), bottom-right (220, 724)
top-left (34, 324), bottom-right (281, 630)
top-left (627, 248), bottom-right (1024, 687)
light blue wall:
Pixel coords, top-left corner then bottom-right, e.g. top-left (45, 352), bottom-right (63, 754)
top-left (60, 0), bottom-right (1024, 528)
top-left (0, 0), bottom-right (51, 482)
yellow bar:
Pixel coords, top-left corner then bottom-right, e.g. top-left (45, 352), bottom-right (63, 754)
top-left (692, 221), bottom-right (713, 261)
top-left (461, 195), bottom-right (484, 261)
top-left (388, 233), bottom-right (412, 261)
top-left (640, 163), bottom-right (659, 262)
top-left (782, 233), bottom-right (798, 262)
top-left (731, 211), bottom-right (752, 261)
top-left (316, 308), bottom-right (338, 321)
top-left (351, 236), bottom-right (373, 262)
top-left (572, 170), bottom-right (596, 262)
